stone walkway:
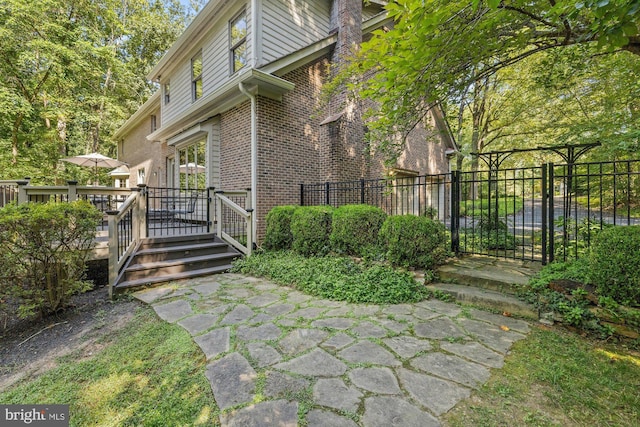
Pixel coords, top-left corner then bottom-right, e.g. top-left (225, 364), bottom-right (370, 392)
top-left (133, 273), bottom-right (530, 427)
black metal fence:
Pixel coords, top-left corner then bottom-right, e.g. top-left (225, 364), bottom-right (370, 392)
top-left (146, 187), bottom-right (209, 237)
top-left (300, 160), bottom-right (640, 264)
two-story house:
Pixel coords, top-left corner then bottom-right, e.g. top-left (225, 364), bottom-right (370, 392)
top-left (113, 0), bottom-right (457, 240)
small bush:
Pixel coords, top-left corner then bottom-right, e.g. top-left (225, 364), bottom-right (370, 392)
top-left (263, 205), bottom-right (298, 250)
top-left (0, 200), bottom-right (102, 319)
top-left (232, 251), bottom-right (429, 304)
top-left (291, 206), bottom-right (334, 256)
top-left (330, 204), bottom-right (386, 257)
top-left (477, 214), bottom-right (516, 250)
top-left (379, 215), bottom-right (449, 269)
top-left (588, 226), bottom-right (640, 306)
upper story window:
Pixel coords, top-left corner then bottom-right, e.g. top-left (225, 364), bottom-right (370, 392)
top-left (163, 82), bottom-right (170, 104)
top-left (230, 11), bottom-right (247, 74)
top-left (150, 115), bottom-right (157, 132)
top-left (191, 51), bottom-right (203, 101)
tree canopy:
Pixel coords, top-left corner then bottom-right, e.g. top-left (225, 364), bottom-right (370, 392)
top-left (0, 0), bottom-right (190, 183)
top-left (347, 0), bottom-right (640, 166)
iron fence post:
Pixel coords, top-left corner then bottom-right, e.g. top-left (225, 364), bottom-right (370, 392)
top-left (360, 179), bottom-right (365, 204)
top-left (548, 163), bottom-right (555, 263)
top-left (300, 184), bottom-right (304, 206)
top-left (325, 182), bottom-right (330, 206)
top-left (451, 170), bottom-right (460, 255)
top-left (542, 164), bottom-right (548, 265)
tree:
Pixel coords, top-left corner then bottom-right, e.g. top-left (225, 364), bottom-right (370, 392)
top-left (0, 0), bottom-right (187, 183)
top-left (347, 0), bottom-right (640, 165)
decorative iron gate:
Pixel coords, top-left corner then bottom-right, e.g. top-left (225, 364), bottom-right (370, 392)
top-left (300, 160), bottom-right (640, 264)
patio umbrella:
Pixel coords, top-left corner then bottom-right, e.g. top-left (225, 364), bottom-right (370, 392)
top-left (61, 152), bottom-right (127, 184)
top-left (179, 163), bottom-right (206, 174)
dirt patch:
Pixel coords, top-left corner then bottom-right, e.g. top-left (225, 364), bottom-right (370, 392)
top-left (0, 286), bottom-right (141, 392)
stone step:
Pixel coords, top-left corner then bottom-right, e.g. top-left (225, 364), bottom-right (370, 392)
top-left (437, 255), bottom-right (540, 295)
top-left (427, 283), bottom-right (538, 320)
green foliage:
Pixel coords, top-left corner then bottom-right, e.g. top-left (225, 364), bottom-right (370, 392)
top-left (554, 216), bottom-right (613, 260)
top-left (331, 0), bottom-right (640, 167)
top-left (329, 204), bottom-right (387, 257)
top-left (588, 225), bottom-right (640, 306)
top-left (263, 205), bottom-right (298, 251)
top-left (0, 0), bottom-right (189, 184)
top-left (476, 214), bottom-right (516, 250)
top-left (523, 258), bottom-right (611, 335)
top-left (379, 215), bottom-right (449, 270)
top-left (291, 206), bottom-right (334, 256)
top-left (232, 251), bottom-right (429, 304)
top-left (0, 200), bottom-right (102, 319)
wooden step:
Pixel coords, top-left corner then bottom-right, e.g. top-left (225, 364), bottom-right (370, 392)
top-left (123, 252), bottom-right (239, 282)
top-left (138, 233), bottom-right (220, 249)
top-left (115, 264), bottom-right (234, 290)
top-left (132, 241), bottom-right (235, 263)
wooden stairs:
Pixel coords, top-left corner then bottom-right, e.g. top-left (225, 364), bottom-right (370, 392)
top-left (113, 233), bottom-right (241, 292)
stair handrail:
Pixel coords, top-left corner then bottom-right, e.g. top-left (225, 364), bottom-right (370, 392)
top-left (106, 187), bottom-right (146, 298)
top-left (214, 189), bottom-right (253, 255)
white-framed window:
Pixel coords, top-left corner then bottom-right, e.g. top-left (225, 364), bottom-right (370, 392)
top-left (150, 115), bottom-right (157, 132)
top-left (191, 51), bottom-right (203, 101)
top-left (137, 168), bottom-right (146, 185)
top-left (163, 81), bottom-right (170, 104)
top-left (229, 10), bottom-right (247, 74)
top-left (177, 138), bottom-right (206, 190)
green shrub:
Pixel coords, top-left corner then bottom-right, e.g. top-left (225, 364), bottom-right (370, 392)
top-left (330, 204), bottom-right (386, 257)
top-left (588, 226), bottom-right (640, 306)
top-left (232, 251), bottom-right (429, 304)
top-left (263, 205), bottom-right (298, 250)
top-left (0, 200), bottom-right (102, 319)
top-left (477, 214), bottom-right (516, 250)
top-left (379, 215), bottom-right (449, 269)
top-left (291, 206), bottom-right (334, 256)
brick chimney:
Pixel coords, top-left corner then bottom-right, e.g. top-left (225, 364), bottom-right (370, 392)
top-left (321, 0), bottom-right (366, 182)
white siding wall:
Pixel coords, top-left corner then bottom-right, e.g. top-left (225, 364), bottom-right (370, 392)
top-left (162, 3), bottom-right (250, 125)
top-left (261, 0), bottom-right (332, 64)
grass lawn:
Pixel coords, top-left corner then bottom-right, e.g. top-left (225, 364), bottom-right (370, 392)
top-left (444, 326), bottom-right (640, 426)
top-left (0, 307), bottom-right (217, 426)
top-left (459, 196), bottom-right (524, 217)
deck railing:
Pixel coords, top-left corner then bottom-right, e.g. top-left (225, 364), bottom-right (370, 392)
top-left (213, 189), bottom-right (253, 255)
top-left (106, 190), bottom-right (144, 298)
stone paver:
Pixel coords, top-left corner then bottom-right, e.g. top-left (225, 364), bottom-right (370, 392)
top-left (134, 272), bottom-right (532, 426)
top-left (220, 400), bottom-right (297, 427)
top-left (205, 352), bottom-right (256, 410)
top-left (313, 378), bottom-right (363, 412)
top-left (152, 299), bottom-right (192, 323)
top-left (194, 327), bottom-right (230, 360)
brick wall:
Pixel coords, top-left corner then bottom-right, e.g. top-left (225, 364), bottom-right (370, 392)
top-left (220, 102), bottom-right (252, 191)
top-left (119, 106), bottom-right (171, 188)
top-left (254, 56), bottom-right (330, 240)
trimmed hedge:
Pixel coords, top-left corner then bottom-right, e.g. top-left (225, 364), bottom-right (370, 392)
top-left (263, 205), bottom-right (298, 250)
top-left (291, 205), bottom-right (334, 256)
top-left (379, 215), bottom-right (449, 270)
top-left (330, 204), bottom-right (386, 257)
top-left (588, 225), bottom-right (640, 306)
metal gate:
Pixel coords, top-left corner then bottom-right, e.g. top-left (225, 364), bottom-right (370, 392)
top-left (301, 160), bottom-right (640, 264)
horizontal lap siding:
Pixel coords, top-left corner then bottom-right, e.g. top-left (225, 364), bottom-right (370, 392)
top-left (162, 62), bottom-right (191, 124)
top-left (261, 0), bottom-right (331, 64)
top-left (163, 3), bottom-right (249, 125)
